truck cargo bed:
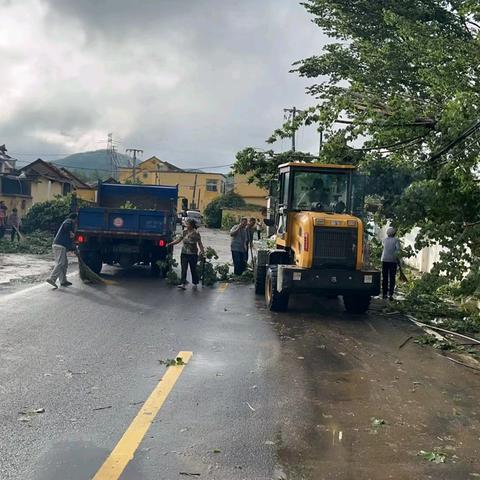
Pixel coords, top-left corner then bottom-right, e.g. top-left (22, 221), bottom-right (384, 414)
top-left (77, 207), bottom-right (171, 237)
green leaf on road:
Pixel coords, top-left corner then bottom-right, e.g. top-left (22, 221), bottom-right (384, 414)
top-left (159, 357), bottom-right (185, 367)
top-left (371, 418), bottom-right (386, 427)
top-left (418, 450), bottom-right (446, 463)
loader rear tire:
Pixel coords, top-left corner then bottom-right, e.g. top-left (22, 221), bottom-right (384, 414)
top-left (265, 266), bottom-right (289, 312)
top-left (254, 264), bottom-right (267, 294)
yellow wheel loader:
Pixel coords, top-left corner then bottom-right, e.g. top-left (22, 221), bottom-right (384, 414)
top-left (255, 162), bottom-right (380, 313)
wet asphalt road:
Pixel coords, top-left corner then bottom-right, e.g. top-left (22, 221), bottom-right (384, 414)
top-left (1, 236), bottom-right (480, 479)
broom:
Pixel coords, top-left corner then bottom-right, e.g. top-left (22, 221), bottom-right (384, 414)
top-left (12, 225), bottom-right (25, 242)
top-left (76, 249), bottom-right (114, 285)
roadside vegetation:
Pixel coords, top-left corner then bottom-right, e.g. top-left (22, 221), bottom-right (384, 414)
top-left (0, 195), bottom-right (85, 256)
top-left (203, 193), bottom-right (246, 228)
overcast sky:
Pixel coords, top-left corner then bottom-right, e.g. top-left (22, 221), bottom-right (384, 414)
top-left (1, 0), bottom-right (328, 172)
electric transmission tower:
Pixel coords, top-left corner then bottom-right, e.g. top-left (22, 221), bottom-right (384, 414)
top-left (107, 133), bottom-right (120, 181)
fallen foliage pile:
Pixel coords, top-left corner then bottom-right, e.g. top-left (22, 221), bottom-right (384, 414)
top-left (0, 231), bottom-right (53, 255)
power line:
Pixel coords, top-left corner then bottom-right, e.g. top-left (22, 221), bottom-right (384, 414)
top-left (429, 119), bottom-right (480, 162)
top-left (283, 106), bottom-right (305, 151)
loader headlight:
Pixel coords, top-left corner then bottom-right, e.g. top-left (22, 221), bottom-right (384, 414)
top-left (347, 220), bottom-right (357, 227)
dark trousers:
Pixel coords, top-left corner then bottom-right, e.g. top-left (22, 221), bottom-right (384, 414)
top-left (180, 253), bottom-right (199, 285)
top-left (256, 231), bottom-right (261, 240)
top-left (232, 250), bottom-right (246, 275)
top-left (11, 228), bottom-right (19, 242)
top-left (0, 225), bottom-right (4, 240)
top-left (382, 261), bottom-right (397, 297)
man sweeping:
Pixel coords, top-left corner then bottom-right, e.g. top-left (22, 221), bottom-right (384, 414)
top-left (46, 213), bottom-right (77, 289)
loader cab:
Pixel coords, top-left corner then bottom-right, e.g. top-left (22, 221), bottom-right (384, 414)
top-left (275, 163), bottom-right (365, 237)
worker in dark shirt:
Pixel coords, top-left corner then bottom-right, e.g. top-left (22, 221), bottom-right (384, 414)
top-left (46, 213), bottom-right (77, 289)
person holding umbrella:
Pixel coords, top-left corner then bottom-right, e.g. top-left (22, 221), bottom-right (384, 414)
top-left (167, 218), bottom-right (205, 290)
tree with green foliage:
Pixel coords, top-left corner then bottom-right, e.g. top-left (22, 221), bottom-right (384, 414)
top-left (22, 194), bottom-right (88, 233)
top-left (203, 193), bottom-right (246, 228)
top-left (235, 0), bottom-right (480, 284)
top-left (234, 149), bottom-right (317, 190)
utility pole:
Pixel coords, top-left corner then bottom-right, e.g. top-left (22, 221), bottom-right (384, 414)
top-left (319, 128), bottom-right (324, 157)
top-left (126, 148), bottom-right (143, 183)
top-left (191, 174), bottom-right (198, 209)
top-left (284, 106), bottom-right (304, 152)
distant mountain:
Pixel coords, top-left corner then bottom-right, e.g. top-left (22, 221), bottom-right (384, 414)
top-left (51, 149), bottom-right (132, 181)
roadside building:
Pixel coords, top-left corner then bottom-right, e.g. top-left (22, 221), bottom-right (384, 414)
top-left (59, 168), bottom-right (96, 202)
top-left (0, 173), bottom-right (32, 218)
top-left (20, 159), bottom-right (98, 204)
top-left (232, 173), bottom-right (268, 207)
top-left (119, 156), bottom-right (225, 212)
top-left (20, 159), bottom-right (74, 203)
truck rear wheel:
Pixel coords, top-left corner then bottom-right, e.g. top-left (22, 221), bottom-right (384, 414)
top-left (343, 294), bottom-right (371, 314)
top-left (80, 251), bottom-right (102, 275)
top-left (254, 264), bottom-right (266, 294)
top-left (265, 266), bottom-right (289, 312)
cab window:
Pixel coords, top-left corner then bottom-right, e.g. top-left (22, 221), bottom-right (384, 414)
top-left (292, 171), bottom-right (349, 213)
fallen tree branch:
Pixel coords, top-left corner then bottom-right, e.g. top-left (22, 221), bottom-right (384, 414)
top-left (398, 336), bottom-right (413, 349)
top-left (406, 315), bottom-right (480, 345)
top-left (445, 356), bottom-right (480, 372)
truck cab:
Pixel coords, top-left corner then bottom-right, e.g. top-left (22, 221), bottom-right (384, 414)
top-left (256, 162), bottom-right (380, 313)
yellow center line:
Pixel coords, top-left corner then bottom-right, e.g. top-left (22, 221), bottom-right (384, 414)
top-left (92, 351), bottom-right (193, 480)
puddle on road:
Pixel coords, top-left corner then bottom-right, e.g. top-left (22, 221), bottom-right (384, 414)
top-left (33, 441), bottom-right (108, 480)
top-left (32, 440), bottom-right (146, 480)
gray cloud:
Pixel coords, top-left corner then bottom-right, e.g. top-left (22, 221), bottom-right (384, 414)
top-left (4, 0), bottom-right (328, 170)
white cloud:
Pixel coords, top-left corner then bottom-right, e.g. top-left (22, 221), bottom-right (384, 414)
top-left (2, 0), bottom-right (329, 168)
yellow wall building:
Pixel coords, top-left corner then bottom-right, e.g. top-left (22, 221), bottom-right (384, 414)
top-left (0, 175), bottom-right (32, 219)
top-left (119, 156), bottom-right (225, 212)
top-left (232, 174), bottom-right (268, 207)
top-left (21, 159), bottom-right (96, 204)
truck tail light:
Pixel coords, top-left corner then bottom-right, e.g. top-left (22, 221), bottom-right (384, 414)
top-left (157, 239), bottom-right (166, 247)
top-left (76, 234), bottom-right (86, 244)
top-left (303, 232), bottom-right (309, 252)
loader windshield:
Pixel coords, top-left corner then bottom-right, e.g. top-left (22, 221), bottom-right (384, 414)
top-left (292, 171), bottom-right (350, 213)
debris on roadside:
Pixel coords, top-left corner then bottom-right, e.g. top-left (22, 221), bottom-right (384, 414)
top-left (159, 357), bottom-right (185, 367)
top-left (93, 405), bottom-right (112, 411)
top-left (18, 408), bottom-right (45, 422)
top-left (371, 418), bottom-right (386, 428)
top-left (398, 336), bottom-right (413, 349)
top-left (418, 450), bottom-right (446, 463)
top-left (19, 408), bottom-right (45, 415)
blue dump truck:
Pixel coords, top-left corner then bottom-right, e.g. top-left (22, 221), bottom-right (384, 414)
top-left (75, 183), bottom-right (178, 276)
